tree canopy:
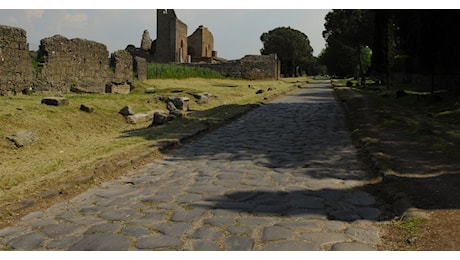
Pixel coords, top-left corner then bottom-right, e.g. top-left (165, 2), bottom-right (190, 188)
top-left (260, 26), bottom-right (314, 77)
top-left (319, 9), bottom-right (460, 93)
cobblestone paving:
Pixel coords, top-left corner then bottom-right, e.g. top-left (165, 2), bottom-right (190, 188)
top-left (0, 82), bottom-right (383, 250)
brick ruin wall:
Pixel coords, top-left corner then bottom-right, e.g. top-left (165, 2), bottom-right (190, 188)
top-left (0, 25), bottom-right (35, 94)
top-left (0, 25), bottom-right (133, 94)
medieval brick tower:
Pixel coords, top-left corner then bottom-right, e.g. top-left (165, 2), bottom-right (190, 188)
top-left (155, 9), bottom-right (188, 63)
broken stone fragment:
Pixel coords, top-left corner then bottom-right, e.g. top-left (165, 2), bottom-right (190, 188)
top-left (119, 106), bottom-right (135, 116)
top-left (41, 97), bottom-right (69, 106)
top-left (7, 130), bottom-right (38, 148)
top-left (168, 97), bottom-right (190, 111)
top-left (80, 104), bottom-right (94, 113)
top-left (151, 111), bottom-right (176, 126)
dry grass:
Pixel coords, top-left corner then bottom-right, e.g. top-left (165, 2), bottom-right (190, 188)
top-left (0, 77), bottom-right (304, 227)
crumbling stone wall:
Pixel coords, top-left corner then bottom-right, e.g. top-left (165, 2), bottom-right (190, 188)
top-left (134, 56), bottom-right (147, 81)
top-left (0, 25), bottom-right (35, 94)
top-left (110, 50), bottom-right (133, 84)
top-left (187, 54), bottom-right (280, 80)
top-left (188, 25), bottom-right (215, 63)
top-left (37, 35), bottom-right (110, 93)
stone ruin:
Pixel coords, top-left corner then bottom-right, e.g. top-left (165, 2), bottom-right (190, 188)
top-left (125, 9), bottom-right (280, 81)
top-left (0, 25), bottom-right (35, 95)
top-left (0, 25), bottom-right (139, 95)
top-left (1, 10), bottom-right (281, 95)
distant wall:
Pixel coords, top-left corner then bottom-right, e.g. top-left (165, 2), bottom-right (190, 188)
top-left (0, 25), bottom-right (35, 94)
top-left (187, 54), bottom-right (281, 80)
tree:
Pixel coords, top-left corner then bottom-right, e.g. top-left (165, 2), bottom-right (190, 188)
top-left (260, 27), bottom-right (314, 77)
top-left (322, 10), bottom-right (374, 82)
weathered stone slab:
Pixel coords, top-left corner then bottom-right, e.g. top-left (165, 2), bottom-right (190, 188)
top-left (190, 239), bottom-right (220, 250)
top-left (136, 235), bottom-right (182, 249)
top-left (262, 240), bottom-right (318, 251)
top-left (7, 130), bottom-right (38, 148)
top-left (41, 97), bottom-right (69, 106)
top-left (71, 233), bottom-right (131, 250)
top-left (331, 242), bottom-right (377, 251)
top-left (224, 236), bottom-right (254, 250)
top-left (6, 232), bottom-right (47, 250)
top-left (126, 111), bottom-right (155, 124)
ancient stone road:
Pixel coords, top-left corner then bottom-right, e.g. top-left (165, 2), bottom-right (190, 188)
top-left (0, 81), bottom-right (383, 250)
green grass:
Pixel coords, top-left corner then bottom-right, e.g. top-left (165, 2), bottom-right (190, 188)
top-left (147, 64), bottom-right (224, 79)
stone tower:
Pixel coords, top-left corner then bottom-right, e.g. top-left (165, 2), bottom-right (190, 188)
top-left (155, 9), bottom-right (188, 63)
top-left (188, 25), bottom-right (216, 62)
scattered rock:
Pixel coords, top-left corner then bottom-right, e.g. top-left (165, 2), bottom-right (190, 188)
top-left (145, 88), bottom-right (156, 94)
top-left (126, 111), bottom-right (156, 124)
top-left (190, 93), bottom-right (212, 104)
top-left (256, 89), bottom-right (264, 94)
top-left (151, 111), bottom-right (175, 126)
top-left (169, 110), bottom-right (186, 118)
top-left (105, 82), bottom-right (131, 94)
top-left (166, 101), bottom-right (178, 112)
top-left (119, 106), bottom-right (135, 116)
top-left (80, 104), bottom-right (94, 113)
top-left (168, 97), bottom-right (190, 111)
top-left (41, 97), bottom-right (69, 106)
top-left (7, 130), bottom-right (38, 148)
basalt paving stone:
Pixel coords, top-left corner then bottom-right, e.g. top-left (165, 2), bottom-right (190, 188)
top-left (275, 220), bottom-right (324, 232)
top-left (345, 227), bottom-right (381, 245)
top-left (152, 223), bottom-right (192, 237)
top-left (6, 232), bottom-right (47, 250)
top-left (188, 226), bottom-right (225, 240)
top-left (84, 223), bottom-right (122, 235)
top-left (171, 209), bottom-right (206, 222)
top-left (203, 217), bottom-right (236, 228)
top-left (40, 222), bottom-right (83, 237)
top-left (136, 235), bottom-right (182, 250)
top-left (0, 226), bottom-right (27, 238)
top-left (262, 240), bottom-right (318, 251)
top-left (121, 226), bottom-right (152, 237)
top-left (262, 226), bottom-right (293, 242)
top-left (98, 208), bottom-right (139, 221)
top-left (223, 236), bottom-right (254, 251)
top-left (331, 242), bottom-right (377, 251)
top-left (300, 232), bottom-right (352, 247)
top-left (71, 233), bottom-right (131, 250)
top-left (189, 239), bottom-right (221, 251)
top-left (45, 237), bottom-right (81, 250)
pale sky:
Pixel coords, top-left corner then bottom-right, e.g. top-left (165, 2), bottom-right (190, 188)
top-left (1, 1), bottom-right (455, 60)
